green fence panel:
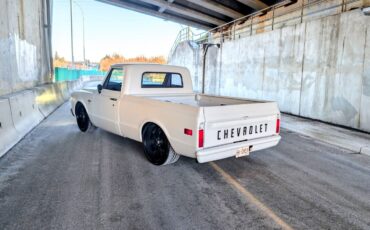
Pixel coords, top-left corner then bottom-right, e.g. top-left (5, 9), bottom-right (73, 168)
top-left (54, 67), bottom-right (106, 82)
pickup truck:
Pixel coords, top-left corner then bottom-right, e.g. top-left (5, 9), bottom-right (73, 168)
top-left (70, 64), bottom-right (281, 165)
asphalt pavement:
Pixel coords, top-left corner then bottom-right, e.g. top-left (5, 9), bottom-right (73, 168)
top-left (0, 103), bottom-right (369, 230)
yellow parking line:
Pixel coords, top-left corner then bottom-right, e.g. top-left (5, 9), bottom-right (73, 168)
top-left (210, 162), bottom-right (293, 230)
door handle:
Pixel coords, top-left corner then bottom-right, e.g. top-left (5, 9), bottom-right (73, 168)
top-left (110, 98), bottom-right (117, 101)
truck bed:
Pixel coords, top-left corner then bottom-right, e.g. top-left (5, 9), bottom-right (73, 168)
top-left (138, 93), bottom-right (280, 151)
top-left (146, 94), bottom-right (268, 107)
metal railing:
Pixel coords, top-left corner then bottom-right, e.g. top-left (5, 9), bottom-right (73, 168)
top-left (168, 27), bottom-right (194, 59)
top-left (168, 0), bottom-right (361, 59)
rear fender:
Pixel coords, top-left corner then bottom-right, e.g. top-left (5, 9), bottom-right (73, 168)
top-left (139, 120), bottom-right (175, 150)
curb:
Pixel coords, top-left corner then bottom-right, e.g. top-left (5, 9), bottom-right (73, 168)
top-left (281, 120), bottom-right (370, 156)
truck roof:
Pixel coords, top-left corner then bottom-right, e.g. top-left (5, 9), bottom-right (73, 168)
top-left (111, 63), bottom-right (183, 69)
top-left (109, 63), bottom-right (194, 95)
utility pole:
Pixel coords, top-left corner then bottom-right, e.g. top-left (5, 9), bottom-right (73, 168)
top-left (74, 0), bottom-right (85, 67)
top-left (70, 0), bottom-right (75, 69)
top-left (82, 12), bottom-right (85, 67)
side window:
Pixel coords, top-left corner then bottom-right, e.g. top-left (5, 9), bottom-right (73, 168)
top-left (141, 72), bottom-right (183, 88)
top-left (103, 68), bottom-right (124, 91)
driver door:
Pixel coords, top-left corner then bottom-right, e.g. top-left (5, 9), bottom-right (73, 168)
top-left (92, 68), bottom-right (124, 135)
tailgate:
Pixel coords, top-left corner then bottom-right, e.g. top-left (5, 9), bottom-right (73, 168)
top-left (202, 102), bottom-right (280, 148)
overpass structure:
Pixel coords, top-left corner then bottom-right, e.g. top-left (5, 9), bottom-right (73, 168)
top-left (96, 0), bottom-right (285, 29)
top-left (167, 0), bottom-right (370, 134)
top-left (95, 0), bottom-right (370, 136)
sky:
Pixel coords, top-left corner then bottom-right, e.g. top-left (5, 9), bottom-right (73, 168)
top-left (52, 0), bottom-right (203, 62)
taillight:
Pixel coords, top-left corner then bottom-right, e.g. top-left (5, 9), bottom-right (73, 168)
top-left (198, 129), bottom-right (204, 148)
top-left (184, 128), bottom-right (193, 136)
top-left (276, 119), bottom-right (280, 133)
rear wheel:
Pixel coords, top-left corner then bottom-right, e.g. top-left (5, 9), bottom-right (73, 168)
top-left (75, 103), bottom-right (91, 132)
top-left (142, 124), bottom-right (180, 165)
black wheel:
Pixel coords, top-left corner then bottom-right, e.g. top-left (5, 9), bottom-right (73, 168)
top-left (142, 124), bottom-right (180, 165)
top-left (75, 102), bottom-right (91, 132)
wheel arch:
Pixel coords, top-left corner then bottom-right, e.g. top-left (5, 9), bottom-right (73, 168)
top-left (74, 100), bottom-right (89, 115)
top-left (140, 121), bottom-right (173, 147)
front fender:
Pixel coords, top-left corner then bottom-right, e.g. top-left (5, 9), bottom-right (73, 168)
top-left (70, 91), bottom-right (92, 116)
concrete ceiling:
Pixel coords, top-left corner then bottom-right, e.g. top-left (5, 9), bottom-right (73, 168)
top-left (96, 0), bottom-right (283, 30)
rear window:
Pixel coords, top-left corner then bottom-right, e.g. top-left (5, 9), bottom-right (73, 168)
top-left (142, 72), bottom-right (183, 88)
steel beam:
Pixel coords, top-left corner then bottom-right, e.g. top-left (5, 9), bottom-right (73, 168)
top-left (158, 0), bottom-right (174, 13)
top-left (137, 0), bottom-right (227, 25)
top-left (236, 0), bottom-right (268, 10)
top-left (96, 0), bottom-right (213, 29)
top-left (184, 0), bottom-right (244, 19)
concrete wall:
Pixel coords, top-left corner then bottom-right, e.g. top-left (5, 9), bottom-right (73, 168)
top-left (169, 9), bottom-right (370, 132)
top-left (0, 0), bottom-right (83, 158)
top-left (0, 0), bottom-right (52, 96)
top-left (0, 79), bottom-right (85, 158)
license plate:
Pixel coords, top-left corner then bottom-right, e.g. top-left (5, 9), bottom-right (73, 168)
top-left (236, 146), bottom-right (250, 158)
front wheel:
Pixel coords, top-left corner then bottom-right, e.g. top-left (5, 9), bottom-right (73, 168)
top-left (75, 102), bottom-right (91, 132)
top-left (142, 124), bottom-right (180, 165)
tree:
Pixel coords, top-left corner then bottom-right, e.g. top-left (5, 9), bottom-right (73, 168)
top-left (99, 54), bottom-right (167, 71)
top-left (53, 53), bottom-right (68, 68)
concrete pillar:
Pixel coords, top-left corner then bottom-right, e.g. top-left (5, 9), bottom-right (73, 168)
top-left (0, 0), bottom-right (52, 96)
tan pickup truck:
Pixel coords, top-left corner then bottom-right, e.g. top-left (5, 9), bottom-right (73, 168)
top-left (70, 64), bottom-right (281, 165)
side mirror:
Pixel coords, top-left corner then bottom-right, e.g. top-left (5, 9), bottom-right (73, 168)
top-left (97, 84), bottom-right (103, 94)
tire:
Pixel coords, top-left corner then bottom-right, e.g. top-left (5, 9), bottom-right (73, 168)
top-left (75, 102), bottom-right (92, 132)
top-left (142, 124), bottom-right (180, 165)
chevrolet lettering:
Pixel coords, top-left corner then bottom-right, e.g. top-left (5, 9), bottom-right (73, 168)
top-left (217, 123), bottom-right (268, 140)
